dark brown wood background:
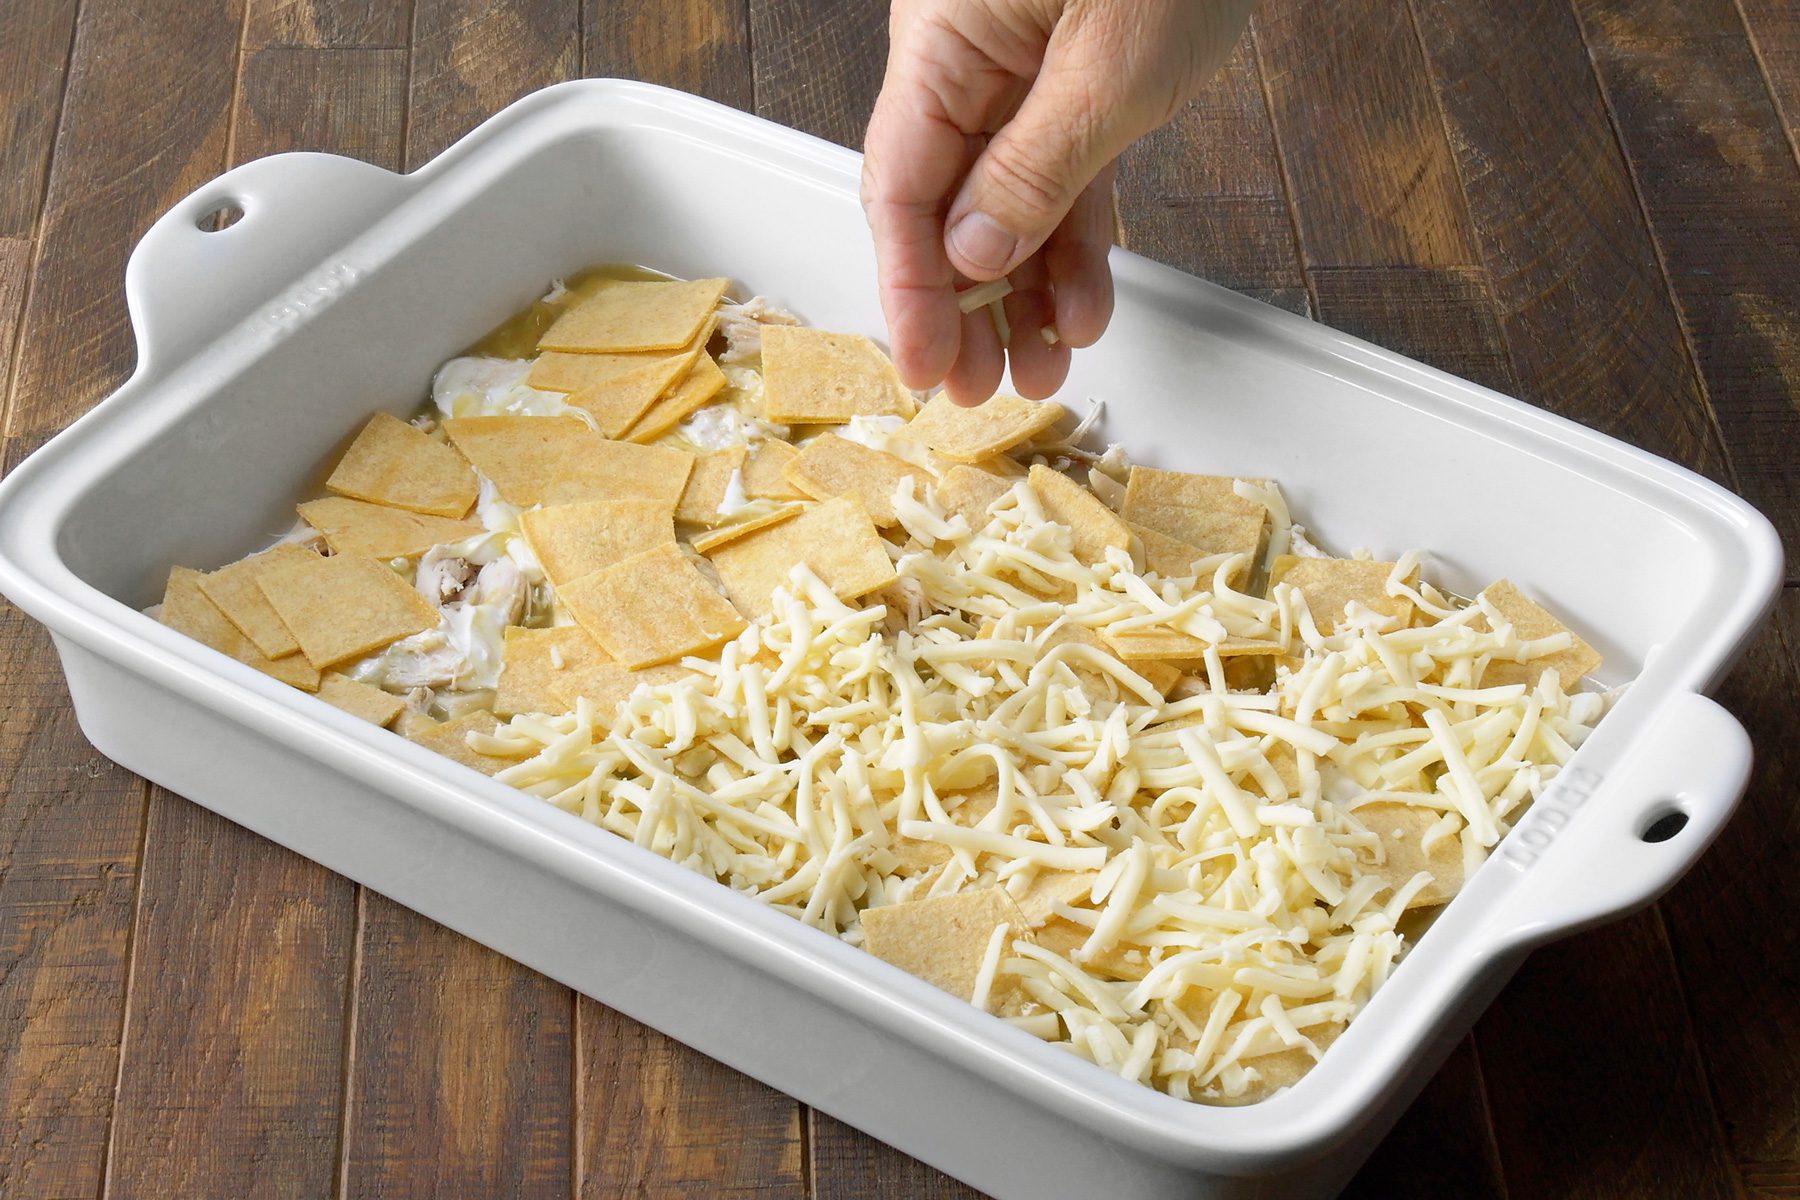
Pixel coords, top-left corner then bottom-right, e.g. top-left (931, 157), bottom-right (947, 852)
top-left (1, 0), bottom-right (1796, 1196)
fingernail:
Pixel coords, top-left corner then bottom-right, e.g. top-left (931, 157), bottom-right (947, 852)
top-left (947, 211), bottom-right (1019, 276)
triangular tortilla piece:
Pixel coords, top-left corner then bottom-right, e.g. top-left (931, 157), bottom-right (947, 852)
top-left (688, 505), bottom-right (805, 554)
top-left (519, 498), bottom-right (675, 585)
top-left (537, 277), bottom-right (729, 353)
top-left (740, 438), bottom-right (809, 501)
top-left (296, 497), bottom-right (483, 560)
top-left (543, 438), bottom-right (696, 510)
top-left (317, 672), bottom-right (406, 726)
top-left (704, 496), bottom-right (897, 620)
top-left (558, 542), bottom-right (747, 669)
top-left (1478, 579), bottom-right (1602, 690)
top-left (1270, 556), bottom-right (1413, 635)
top-left (674, 447), bottom-right (748, 526)
top-left (196, 543), bottom-right (316, 658)
top-left (254, 552), bottom-right (440, 669)
top-left (1026, 464), bottom-right (1130, 564)
top-left (623, 354), bottom-right (729, 443)
top-left (441, 415), bottom-right (603, 507)
top-left (860, 888), bottom-right (1027, 1005)
top-left (1121, 467), bottom-right (1271, 574)
top-left (782, 433), bottom-right (931, 528)
top-left (1354, 802), bottom-right (1464, 908)
top-left (903, 394), bottom-right (1065, 462)
top-left (761, 326), bottom-right (916, 423)
top-left (404, 709), bottom-right (515, 776)
top-left (324, 412), bottom-right (479, 518)
top-left (935, 465), bottom-right (1013, 531)
top-left (160, 566), bottom-right (321, 692)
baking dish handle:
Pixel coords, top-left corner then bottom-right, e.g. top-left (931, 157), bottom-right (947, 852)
top-left (124, 152), bottom-right (415, 379)
top-left (1477, 690), bottom-right (1750, 952)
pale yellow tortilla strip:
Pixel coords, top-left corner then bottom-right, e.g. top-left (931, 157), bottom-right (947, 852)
top-left (496, 625), bottom-right (609, 717)
top-left (160, 566), bottom-right (321, 692)
top-left (903, 394), bottom-right (1065, 463)
top-left (740, 438), bottom-right (809, 501)
top-left (974, 453), bottom-right (1028, 479)
top-left (674, 447), bottom-right (748, 527)
top-left (559, 542), bottom-right (747, 669)
top-left (623, 354), bottom-right (729, 443)
top-left (861, 888), bottom-right (1026, 1005)
top-left (1026, 917), bottom-right (1143, 978)
top-left (1128, 521), bottom-right (1205, 580)
top-left (254, 551), bottom-right (439, 670)
top-left (1121, 467), bottom-right (1271, 570)
top-left (441, 415), bottom-right (603, 506)
top-left (324, 412), bottom-right (479, 518)
top-left (1270, 556), bottom-right (1413, 635)
top-left (936, 464), bottom-right (1013, 531)
top-left (1479, 579), bottom-right (1603, 690)
top-left (404, 709), bottom-right (515, 776)
top-left (782, 433), bottom-right (930, 528)
top-left (519, 498), bottom-right (675, 585)
top-left (528, 317), bottom-right (714, 393)
top-left (1009, 870), bottom-right (1098, 930)
top-left (1354, 802), bottom-right (1464, 908)
top-left (705, 496), bottom-right (897, 620)
top-left (687, 505), bottom-right (805, 554)
top-left (565, 350), bottom-right (700, 438)
top-left (296, 496), bottom-right (483, 560)
top-left (537, 277), bottom-right (729, 353)
top-left (1211, 1024), bottom-right (1344, 1106)
top-left (392, 710), bottom-right (439, 738)
top-left (317, 672), bottom-right (406, 726)
top-left (1042, 621), bottom-right (1180, 696)
top-left (542, 437), bottom-right (697, 510)
top-left (196, 543), bottom-right (316, 659)
top-left (761, 326), bottom-right (916, 423)
top-left (1026, 464), bottom-right (1130, 564)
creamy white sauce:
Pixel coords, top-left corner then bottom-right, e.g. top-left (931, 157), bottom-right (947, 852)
top-left (432, 356), bottom-right (580, 421)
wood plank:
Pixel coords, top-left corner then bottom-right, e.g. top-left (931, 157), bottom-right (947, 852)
top-left (1115, 38), bottom-right (1309, 315)
top-left (1658, 589), bottom-right (1800, 1171)
top-left (1572, 0), bottom-right (1800, 576)
top-left (809, 1112), bottom-right (985, 1200)
top-left (7, 0), bottom-right (248, 442)
top-left (1737, 0), bottom-right (1800, 167)
top-left (102, 801), bottom-right (353, 1200)
top-left (0, 434), bottom-right (147, 1200)
top-left (342, 897), bottom-right (574, 1199)
top-left (245, 0), bottom-right (410, 49)
top-left (748, 0), bottom-right (886, 147)
top-left (406, 0), bottom-right (580, 167)
top-left (0, 238), bottom-right (29, 424)
top-left (577, 1000), bottom-right (803, 1197)
top-left (1343, 1037), bottom-right (1506, 1200)
top-left (1254, 0), bottom-right (1476, 268)
top-left (1408, 0), bottom-right (1731, 477)
top-left (237, 46), bottom-right (409, 164)
top-left (585, 0), bottom-right (752, 110)
top-left (0, 0), bottom-right (80, 237)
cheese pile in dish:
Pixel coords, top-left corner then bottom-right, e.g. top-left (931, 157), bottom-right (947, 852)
top-left (156, 268), bottom-right (1608, 1105)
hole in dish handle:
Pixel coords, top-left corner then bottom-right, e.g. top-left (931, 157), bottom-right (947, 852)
top-left (1480, 690), bottom-right (1751, 953)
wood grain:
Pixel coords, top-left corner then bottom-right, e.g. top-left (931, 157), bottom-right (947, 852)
top-left (749, 0), bottom-right (887, 147)
top-left (0, 238), bottom-right (29, 428)
top-left (406, 0), bottom-right (580, 167)
top-left (0, 0), bottom-right (79, 237)
top-left (245, 0), bottom-right (411, 49)
top-left (1255, 0), bottom-right (1476, 268)
top-left (342, 897), bottom-right (574, 1199)
top-left (809, 1112), bottom-right (984, 1200)
top-left (586, 0), bottom-right (752, 110)
top-left (1342, 1037), bottom-right (1506, 1200)
top-left (1738, 0), bottom-right (1800, 167)
top-left (578, 1001), bottom-right (803, 1198)
top-left (1572, 0), bottom-right (1800, 575)
top-left (237, 45), bottom-right (410, 163)
top-left (1116, 37), bottom-right (1309, 315)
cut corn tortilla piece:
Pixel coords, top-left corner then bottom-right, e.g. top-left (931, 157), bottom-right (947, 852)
top-left (1009, 870), bottom-right (1099, 930)
top-left (392, 710), bottom-right (439, 738)
top-left (553, 659), bottom-right (697, 719)
top-left (624, 354), bottom-right (729, 443)
top-left (704, 496), bottom-right (897, 620)
top-left (296, 497), bottom-right (483, 560)
top-left (1270, 556), bottom-right (1413, 635)
top-left (674, 447), bottom-right (748, 526)
top-left (196, 543), bottom-right (317, 659)
top-left (1121, 467), bottom-right (1271, 570)
top-left (974, 453), bottom-right (1028, 479)
top-left (441, 415), bottom-right (603, 507)
top-left (254, 551), bottom-right (439, 670)
top-left (1478, 579), bottom-right (1603, 690)
top-left (564, 350), bottom-right (700, 438)
top-left (904, 393), bottom-right (1065, 462)
top-left (543, 437), bottom-right (696, 510)
top-left (1354, 802), bottom-right (1464, 908)
top-left (160, 566), bottom-right (321, 692)
top-left (1209, 1024), bottom-right (1344, 1106)
top-left (1127, 521), bottom-right (1205, 580)
top-left (740, 438), bottom-right (809, 501)
top-left (519, 498), bottom-right (675, 586)
top-left (495, 625), bottom-right (610, 717)
top-left (761, 326), bottom-right (916, 423)
top-left (688, 505), bottom-right (804, 554)
top-left (1026, 464), bottom-right (1130, 564)
top-left (559, 542), bottom-right (747, 668)
top-left (1041, 621), bottom-right (1180, 697)
top-left (537, 277), bottom-right (729, 353)
top-left (404, 709), bottom-right (515, 776)
top-left (317, 672), bottom-right (406, 726)
top-left (325, 412), bottom-right (479, 518)
top-left (782, 433), bottom-right (931, 528)
top-left (1028, 917), bottom-right (1144, 979)
top-left (860, 888), bottom-right (1028, 1005)
top-left (935, 465), bottom-right (1013, 531)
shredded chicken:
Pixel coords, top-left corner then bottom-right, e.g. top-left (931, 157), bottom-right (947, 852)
top-left (416, 548), bottom-right (474, 605)
top-left (717, 295), bottom-right (802, 366)
top-left (467, 558), bottom-right (526, 626)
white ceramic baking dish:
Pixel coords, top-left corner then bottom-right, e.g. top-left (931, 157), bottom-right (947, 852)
top-left (0, 81), bottom-right (1780, 1199)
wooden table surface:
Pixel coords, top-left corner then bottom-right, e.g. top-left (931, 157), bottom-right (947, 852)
top-left (1, 0), bottom-right (1796, 1196)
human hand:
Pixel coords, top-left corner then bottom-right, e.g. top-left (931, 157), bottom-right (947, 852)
top-left (861, 0), bottom-right (1255, 404)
